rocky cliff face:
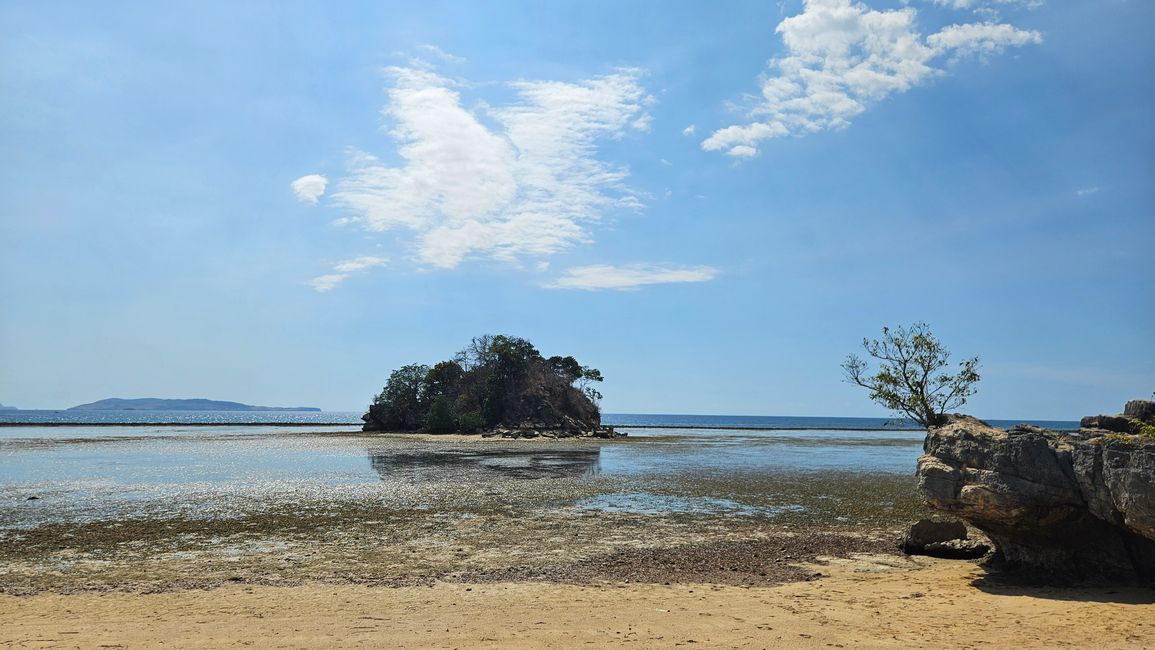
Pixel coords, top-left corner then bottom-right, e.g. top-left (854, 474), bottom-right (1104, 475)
top-left (916, 407), bottom-right (1155, 583)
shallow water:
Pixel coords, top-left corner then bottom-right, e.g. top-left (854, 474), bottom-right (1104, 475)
top-left (0, 429), bottom-right (924, 528)
top-left (0, 413), bottom-right (1078, 530)
top-left (0, 410), bottom-right (364, 426)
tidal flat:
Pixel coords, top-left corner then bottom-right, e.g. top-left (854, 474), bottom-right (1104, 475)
top-left (0, 431), bottom-right (930, 594)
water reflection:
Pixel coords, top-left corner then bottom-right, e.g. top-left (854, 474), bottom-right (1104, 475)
top-left (368, 447), bottom-right (602, 481)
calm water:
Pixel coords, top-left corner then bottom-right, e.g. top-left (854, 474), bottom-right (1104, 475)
top-left (0, 409), bottom-right (364, 426)
top-left (0, 411), bottom-right (1078, 528)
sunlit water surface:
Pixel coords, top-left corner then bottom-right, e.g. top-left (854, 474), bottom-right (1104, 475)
top-left (0, 412), bottom-right (1076, 528)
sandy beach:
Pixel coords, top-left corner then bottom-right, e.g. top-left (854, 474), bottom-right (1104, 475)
top-left (3, 556), bottom-right (1152, 649)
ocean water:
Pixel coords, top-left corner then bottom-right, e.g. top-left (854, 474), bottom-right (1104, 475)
top-left (0, 409), bottom-right (364, 426)
top-left (0, 411), bottom-right (1078, 528)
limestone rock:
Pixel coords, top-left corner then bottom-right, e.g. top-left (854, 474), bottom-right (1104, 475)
top-left (901, 518), bottom-right (967, 555)
top-left (917, 414), bottom-right (1155, 583)
top-left (1124, 400), bottom-right (1155, 423)
top-left (923, 539), bottom-right (991, 560)
top-left (1080, 415), bottom-right (1135, 433)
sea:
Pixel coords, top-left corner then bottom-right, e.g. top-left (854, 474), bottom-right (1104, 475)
top-left (0, 410), bottom-right (1078, 529)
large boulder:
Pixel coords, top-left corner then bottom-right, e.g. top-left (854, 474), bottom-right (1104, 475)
top-left (917, 415), bottom-right (1155, 583)
top-left (900, 518), bottom-right (991, 559)
top-left (901, 518), bottom-right (967, 554)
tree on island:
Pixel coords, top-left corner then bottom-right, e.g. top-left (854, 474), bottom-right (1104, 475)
top-left (841, 323), bottom-right (980, 429)
top-left (363, 335), bottom-right (605, 435)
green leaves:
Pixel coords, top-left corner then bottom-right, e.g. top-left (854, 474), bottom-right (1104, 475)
top-left (366, 335), bottom-right (605, 433)
top-left (423, 394), bottom-right (457, 434)
top-left (842, 323), bottom-right (981, 429)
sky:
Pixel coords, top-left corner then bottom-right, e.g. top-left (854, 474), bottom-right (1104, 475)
top-left (1, 0), bottom-right (1151, 419)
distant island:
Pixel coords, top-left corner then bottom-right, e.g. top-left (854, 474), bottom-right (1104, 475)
top-left (68, 398), bottom-right (321, 412)
top-left (0, 403), bottom-right (16, 411)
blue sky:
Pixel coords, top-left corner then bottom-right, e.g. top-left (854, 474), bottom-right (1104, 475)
top-left (1, 0), bottom-right (1151, 418)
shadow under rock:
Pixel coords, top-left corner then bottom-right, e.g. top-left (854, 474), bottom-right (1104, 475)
top-left (970, 563), bottom-right (1155, 604)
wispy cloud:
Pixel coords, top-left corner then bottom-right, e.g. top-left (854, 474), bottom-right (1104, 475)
top-left (927, 21), bottom-right (1043, 58)
top-left (332, 256), bottom-right (389, 273)
top-left (416, 44), bottom-right (466, 64)
top-left (291, 174), bottom-right (328, 205)
top-left (1075, 186), bottom-right (1100, 198)
top-left (543, 264), bottom-right (719, 291)
top-left (310, 255), bottom-right (388, 292)
top-left (328, 64), bottom-right (652, 269)
top-left (918, 0), bottom-right (1044, 12)
top-left (682, 124), bottom-right (696, 136)
top-left (702, 0), bottom-right (1042, 157)
top-left (310, 274), bottom-right (348, 293)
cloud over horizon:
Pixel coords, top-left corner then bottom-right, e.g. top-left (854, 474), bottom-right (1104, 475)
top-left (327, 64), bottom-right (652, 270)
top-left (703, 0), bottom-right (1042, 157)
top-left (543, 264), bottom-right (720, 291)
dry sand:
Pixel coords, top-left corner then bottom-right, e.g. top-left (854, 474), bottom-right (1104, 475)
top-left (3, 556), bottom-right (1151, 649)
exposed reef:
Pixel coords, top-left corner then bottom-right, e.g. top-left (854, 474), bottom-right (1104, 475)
top-left (916, 401), bottom-right (1155, 584)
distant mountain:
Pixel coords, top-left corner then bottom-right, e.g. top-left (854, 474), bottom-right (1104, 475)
top-left (67, 398), bottom-right (321, 412)
top-left (0, 403), bottom-right (16, 411)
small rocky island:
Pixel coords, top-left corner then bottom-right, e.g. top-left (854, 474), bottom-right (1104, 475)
top-left (916, 399), bottom-right (1155, 584)
top-left (362, 335), bottom-right (617, 438)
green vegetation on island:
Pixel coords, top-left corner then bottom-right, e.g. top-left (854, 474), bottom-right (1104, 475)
top-left (362, 335), bottom-right (611, 437)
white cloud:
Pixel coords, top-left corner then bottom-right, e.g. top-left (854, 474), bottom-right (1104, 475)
top-left (310, 256), bottom-right (389, 292)
top-left (291, 174), bottom-right (328, 205)
top-left (543, 264), bottom-right (719, 291)
top-left (310, 274), bottom-right (347, 293)
top-left (919, 0), bottom-right (1043, 11)
top-left (1075, 186), bottom-right (1100, 198)
top-left (329, 65), bottom-right (651, 269)
top-left (416, 44), bottom-right (466, 64)
top-left (332, 256), bottom-right (389, 273)
top-left (703, 0), bottom-right (1042, 157)
top-left (682, 124), bottom-right (696, 136)
top-left (927, 21), bottom-right (1042, 58)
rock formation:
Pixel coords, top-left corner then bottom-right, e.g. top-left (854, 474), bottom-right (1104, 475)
top-left (1080, 399), bottom-right (1155, 436)
top-left (901, 518), bottom-right (991, 559)
top-left (916, 401), bottom-right (1155, 583)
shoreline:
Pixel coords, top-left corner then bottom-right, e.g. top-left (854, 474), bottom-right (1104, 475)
top-left (2, 429), bottom-right (1150, 646)
top-left (3, 558), bottom-right (1151, 649)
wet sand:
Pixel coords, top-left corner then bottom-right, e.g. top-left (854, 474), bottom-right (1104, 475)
top-left (3, 557), bottom-right (1151, 649)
